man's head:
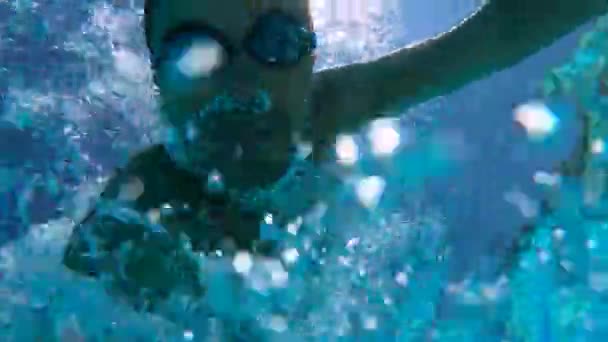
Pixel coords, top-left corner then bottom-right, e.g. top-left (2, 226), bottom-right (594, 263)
top-left (143, 0), bottom-right (316, 188)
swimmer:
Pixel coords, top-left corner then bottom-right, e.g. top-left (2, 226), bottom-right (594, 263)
top-left (63, 0), bottom-right (608, 309)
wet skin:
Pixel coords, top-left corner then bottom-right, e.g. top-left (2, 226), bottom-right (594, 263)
top-left (63, 0), bottom-right (608, 309)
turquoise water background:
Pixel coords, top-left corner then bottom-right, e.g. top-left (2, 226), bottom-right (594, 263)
top-left (0, 0), bottom-right (607, 340)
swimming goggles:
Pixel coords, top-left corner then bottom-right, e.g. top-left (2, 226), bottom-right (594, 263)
top-left (154, 10), bottom-right (317, 72)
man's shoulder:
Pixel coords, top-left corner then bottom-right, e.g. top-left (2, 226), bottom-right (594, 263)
top-left (125, 144), bottom-right (174, 173)
top-left (102, 144), bottom-right (204, 210)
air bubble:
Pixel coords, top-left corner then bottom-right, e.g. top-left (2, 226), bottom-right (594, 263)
top-left (183, 330), bottom-right (194, 341)
top-left (206, 169), bottom-right (225, 193)
top-left (395, 272), bottom-right (408, 287)
top-left (336, 134), bottom-right (359, 165)
top-left (355, 176), bottom-right (386, 209)
top-left (514, 101), bottom-right (559, 141)
top-left (281, 248), bottom-right (299, 264)
top-left (268, 315), bottom-right (287, 332)
top-left (368, 118), bottom-right (400, 156)
top-left (233, 251), bottom-right (254, 275)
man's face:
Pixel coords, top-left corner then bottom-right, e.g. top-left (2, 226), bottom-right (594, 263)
top-left (145, 0), bottom-right (316, 188)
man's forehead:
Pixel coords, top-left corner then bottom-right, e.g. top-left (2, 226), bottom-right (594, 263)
top-left (245, 0), bottom-right (309, 11)
top-left (147, 0), bottom-right (311, 39)
top-left (152, 0), bottom-right (310, 16)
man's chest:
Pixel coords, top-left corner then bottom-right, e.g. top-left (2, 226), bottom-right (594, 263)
top-left (149, 193), bottom-right (264, 253)
top-left (103, 145), bottom-right (267, 254)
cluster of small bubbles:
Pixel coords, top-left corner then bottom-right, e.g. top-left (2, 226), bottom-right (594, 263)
top-left (310, 0), bottom-right (404, 68)
top-left (161, 89), bottom-right (276, 175)
top-left (0, 0), bottom-right (162, 257)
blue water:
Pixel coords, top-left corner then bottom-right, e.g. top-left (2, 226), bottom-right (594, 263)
top-left (1, 0), bottom-right (608, 340)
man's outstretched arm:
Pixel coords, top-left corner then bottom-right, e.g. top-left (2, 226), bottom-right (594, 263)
top-left (311, 0), bottom-right (607, 144)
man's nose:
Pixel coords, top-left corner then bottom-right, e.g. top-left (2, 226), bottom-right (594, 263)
top-left (221, 55), bottom-right (260, 96)
top-left (228, 84), bottom-right (266, 105)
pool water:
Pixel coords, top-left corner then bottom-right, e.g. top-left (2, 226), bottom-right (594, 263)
top-left (1, 1), bottom-right (608, 340)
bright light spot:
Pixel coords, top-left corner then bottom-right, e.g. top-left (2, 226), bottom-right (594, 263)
top-left (587, 239), bottom-right (599, 250)
top-left (336, 134), bottom-right (359, 165)
top-left (368, 119), bottom-right (400, 156)
top-left (269, 315), bottom-right (288, 332)
top-left (533, 171), bottom-right (561, 187)
top-left (537, 249), bottom-right (551, 264)
top-left (232, 252), bottom-right (253, 275)
top-left (264, 213), bottom-right (273, 225)
top-left (553, 228), bottom-right (566, 241)
top-left (356, 176), bottom-right (386, 208)
top-left (592, 138), bottom-right (605, 154)
top-left (177, 39), bottom-right (224, 78)
top-left (286, 220), bottom-right (301, 235)
top-left (346, 237), bottom-right (360, 252)
top-left (514, 101), bottom-right (559, 141)
top-left (206, 169), bottom-right (224, 193)
top-left (362, 315), bottom-right (378, 330)
top-left (395, 272), bottom-right (409, 287)
top-left (183, 330), bottom-right (194, 341)
top-left (281, 248), bottom-right (299, 264)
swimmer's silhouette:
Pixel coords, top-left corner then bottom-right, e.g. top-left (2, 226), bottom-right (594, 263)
top-left (63, 0), bottom-right (608, 309)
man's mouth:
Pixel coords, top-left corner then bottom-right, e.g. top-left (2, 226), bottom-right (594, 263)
top-left (163, 90), bottom-right (277, 175)
top-left (198, 90), bottom-right (272, 119)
